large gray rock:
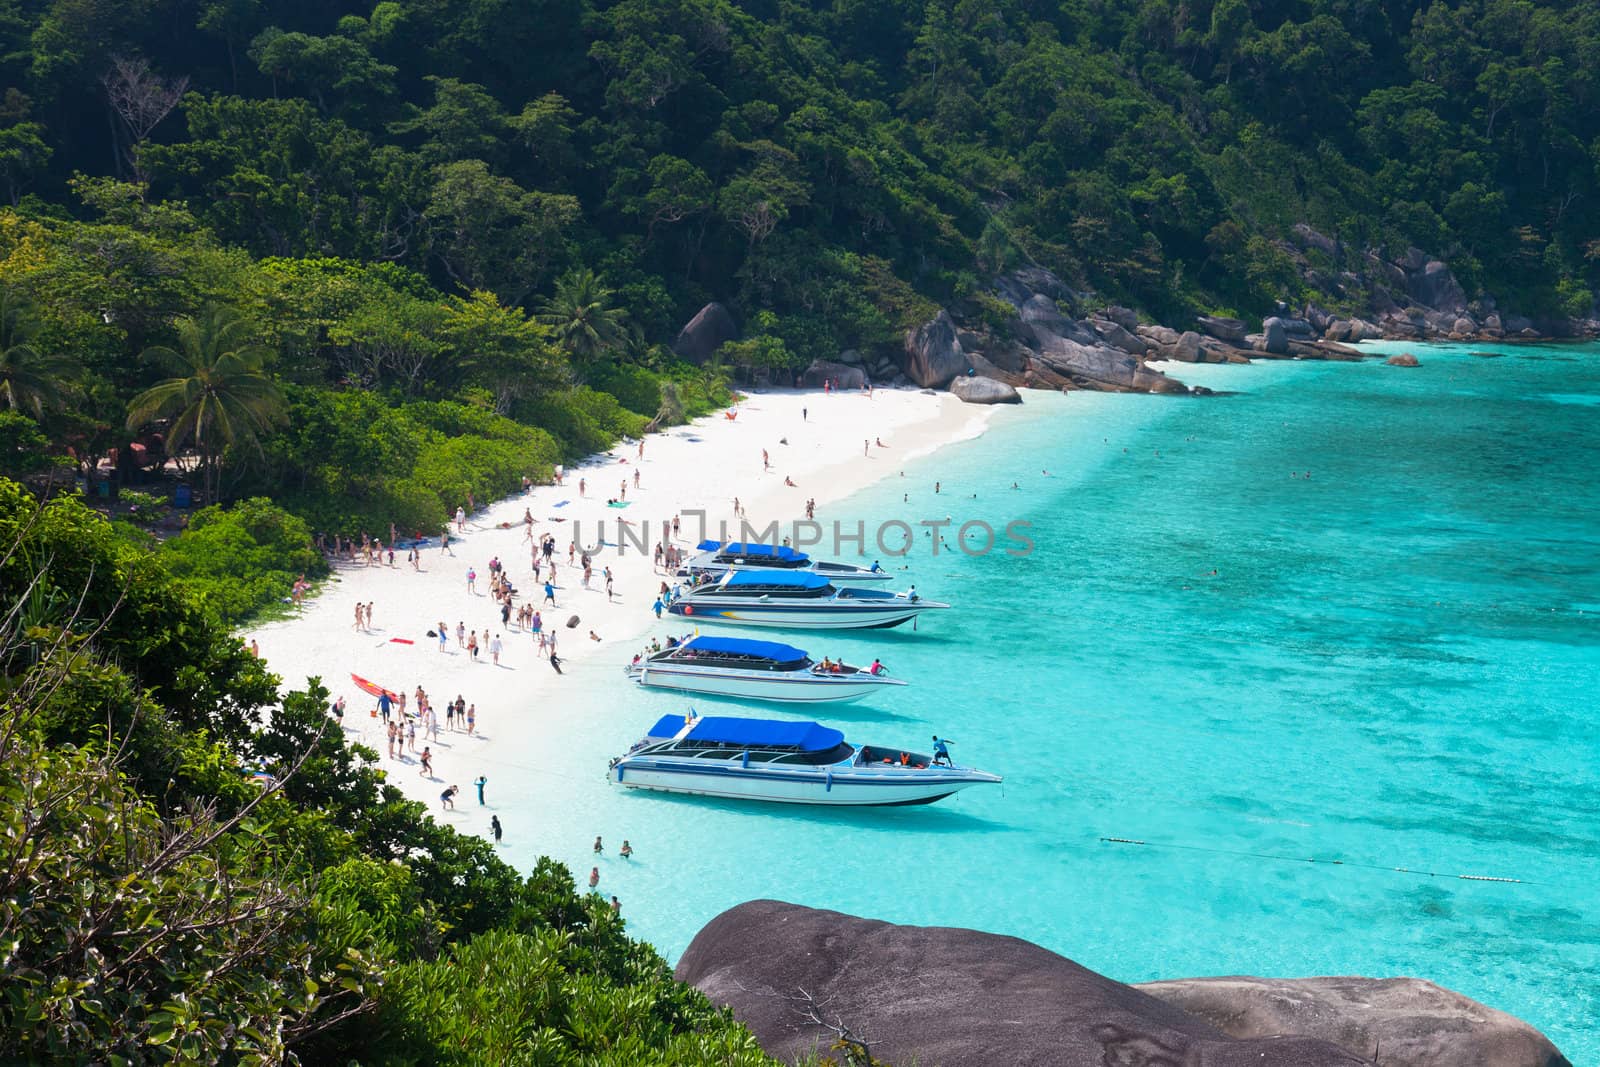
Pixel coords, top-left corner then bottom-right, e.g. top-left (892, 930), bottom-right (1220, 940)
top-left (1409, 260), bottom-right (1468, 311)
top-left (901, 311), bottom-right (970, 388)
top-left (799, 359), bottom-right (866, 390)
top-left (1196, 314), bottom-right (1247, 344)
top-left (1262, 316), bottom-right (1289, 354)
top-left (1137, 323), bottom-right (1180, 346)
top-left (1033, 332), bottom-right (1186, 393)
top-left (678, 901), bottom-right (1363, 1067)
top-left (1019, 297), bottom-right (1100, 347)
top-left (950, 375), bottom-right (1021, 404)
top-left (1089, 316), bottom-right (1149, 355)
top-left (1162, 330), bottom-right (1204, 362)
top-left (1101, 305), bottom-right (1139, 331)
top-left (672, 302), bottom-right (739, 363)
top-left (1136, 976), bottom-right (1569, 1067)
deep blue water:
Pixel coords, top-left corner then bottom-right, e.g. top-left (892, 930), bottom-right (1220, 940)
top-left (489, 342), bottom-right (1599, 1060)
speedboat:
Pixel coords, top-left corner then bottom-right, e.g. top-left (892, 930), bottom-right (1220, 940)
top-left (608, 714), bottom-right (1000, 806)
top-left (675, 540), bottom-right (894, 582)
top-left (624, 635), bottom-right (907, 703)
top-left (664, 571), bottom-right (947, 630)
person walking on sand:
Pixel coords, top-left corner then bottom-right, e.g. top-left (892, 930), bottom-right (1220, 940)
top-left (365, 602), bottom-right (374, 630)
top-left (437, 621), bottom-right (448, 652)
top-left (604, 567), bottom-right (614, 601)
top-left (441, 527), bottom-right (453, 555)
top-left (456, 620), bottom-right (466, 648)
top-left (466, 567), bottom-right (477, 594)
top-left (549, 650), bottom-right (564, 674)
top-left (455, 505), bottom-right (466, 531)
top-left (353, 603), bottom-right (363, 631)
top-left (467, 631), bottom-right (478, 660)
top-left (473, 775), bottom-right (487, 804)
top-left (489, 634), bottom-right (502, 665)
top-left (419, 746), bottom-right (432, 776)
top-left (579, 477), bottom-right (586, 497)
top-left (491, 814), bottom-right (503, 843)
top-left (544, 580), bottom-right (556, 605)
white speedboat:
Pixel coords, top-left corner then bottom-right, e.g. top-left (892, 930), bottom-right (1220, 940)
top-left (608, 714), bottom-right (1000, 806)
top-left (675, 540), bottom-right (894, 582)
top-left (664, 571), bottom-right (947, 630)
top-left (624, 635), bottom-right (906, 703)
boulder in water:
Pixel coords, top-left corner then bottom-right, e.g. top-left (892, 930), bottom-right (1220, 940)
top-left (1136, 976), bottom-right (1571, 1067)
top-left (1386, 352), bottom-right (1421, 367)
top-left (677, 901), bottom-right (1365, 1067)
top-left (950, 376), bottom-right (1021, 404)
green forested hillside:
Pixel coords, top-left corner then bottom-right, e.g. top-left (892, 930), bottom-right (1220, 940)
top-left (1, 0), bottom-right (1598, 514)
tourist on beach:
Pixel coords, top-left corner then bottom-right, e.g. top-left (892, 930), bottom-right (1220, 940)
top-left (473, 775), bottom-right (487, 804)
top-left (549, 651), bottom-right (563, 674)
top-left (456, 621), bottom-right (466, 647)
top-left (441, 527), bottom-right (453, 555)
top-left (437, 621), bottom-right (448, 651)
top-left (352, 603), bottom-right (363, 631)
top-left (440, 784), bottom-right (458, 809)
top-left (490, 634), bottom-right (502, 665)
top-left (466, 703), bottom-right (476, 733)
top-left (406, 719), bottom-right (417, 752)
top-left (455, 506), bottom-right (466, 531)
top-left (419, 746), bottom-right (432, 776)
top-left (377, 690), bottom-right (392, 722)
top-left (864, 439), bottom-right (869, 456)
top-left (467, 567), bottom-right (477, 593)
top-left (589, 630), bottom-right (601, 642)
top-left (652, 596), bottom-right (663, 618)
top-left (604, 567), bottom-right (614, 600)
top-left (544, 581), bottom-right (556, 605)
top-left (248, 638), bottom-right (259, 657)
top-left (579, 477), bottom-right (586, 496)
top-left (620, 840), bottom-right (633, 860)
top-left (467, 631), bottom-right (479, 660)
top-left (491, 815), bottom-right (502, 843)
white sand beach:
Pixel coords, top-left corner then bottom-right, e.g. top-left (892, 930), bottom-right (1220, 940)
top-left (251, 387), bottom-right (996, 815)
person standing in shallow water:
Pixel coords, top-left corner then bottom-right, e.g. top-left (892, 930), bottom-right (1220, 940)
top-left (588, 867), bottom-right (600, 889)
top-left (474, 775), bottom-right (487, 804)
top-left (491, 815), bottom-right (502, 843)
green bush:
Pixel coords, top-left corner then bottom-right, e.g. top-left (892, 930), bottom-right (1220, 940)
top-left (159, 498), bottom-right (327, 623)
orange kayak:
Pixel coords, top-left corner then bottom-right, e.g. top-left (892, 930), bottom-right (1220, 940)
top-left (351, 673), bottom-right (399, 701)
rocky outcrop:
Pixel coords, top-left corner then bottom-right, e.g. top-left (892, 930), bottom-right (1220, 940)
top-left (901, 311), bottom-right (970, 388)
top-left (678, 901), bottom-right (1365, 1067)
top-left (1387, 352), bottom-right (1421, 367)
top-left (950, 375), bottom-right (1021, 404)
top-left (1197, 314), bottom-right (1247, 344)
top-left (1262, 316), bottom-right (1290, 354)
top-left (798, 358), bottom-right (865, 390)
top-left (672, 303), bottom-right (738, 363)
top-left (1136, 976), bottom-right (1570, 1067)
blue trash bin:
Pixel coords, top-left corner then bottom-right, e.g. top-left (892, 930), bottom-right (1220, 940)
top-left (174, 484), bottom-right (192, 509)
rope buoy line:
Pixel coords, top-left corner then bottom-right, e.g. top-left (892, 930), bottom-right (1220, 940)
top-left (1098, 836), bottom-right (1538, 887)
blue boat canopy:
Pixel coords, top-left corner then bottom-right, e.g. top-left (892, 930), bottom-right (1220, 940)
top-left (696, 540), bottom-right (808, 561)
top-left (647, 714), bottom-right (845, 751)
top-left (681, 635), bottom-right (809, 661)
top-left (723, 570), bottom-right (830, 590)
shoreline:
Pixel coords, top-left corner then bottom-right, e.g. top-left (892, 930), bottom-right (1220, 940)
top-left (252, 387), bottom-right (998, 824)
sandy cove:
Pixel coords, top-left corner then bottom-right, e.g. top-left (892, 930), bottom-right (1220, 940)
top-left (251, 388), bottom-right (995, 815)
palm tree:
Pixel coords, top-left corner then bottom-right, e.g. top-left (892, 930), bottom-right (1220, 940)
top-left (0, 290), bottom-right (77, 418)
top-left (537, 268), bottom-right (628, 375)
top-left (126, 304), bottom-right (286, 503)
top-left (647, 379), bottom-right (685, 432)
top-left (698, 354), bottom-right (732, 403)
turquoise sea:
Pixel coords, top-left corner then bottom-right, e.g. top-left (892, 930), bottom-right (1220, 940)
top-left (478, 342), bottom-right (1599, 1060)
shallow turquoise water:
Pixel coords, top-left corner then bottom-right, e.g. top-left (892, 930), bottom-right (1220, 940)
top-left (479, 343), bottom-right (1599, 1060)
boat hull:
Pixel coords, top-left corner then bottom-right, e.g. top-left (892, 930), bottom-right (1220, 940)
top-left (666, 603), bottom-right (940, 629)
top-left (629, 665), bottom-right (905, 703)
top-left (610, 760), bottom-right (991, 806)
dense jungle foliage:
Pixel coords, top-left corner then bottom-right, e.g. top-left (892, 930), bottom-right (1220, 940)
top-left (0, 477), bottom-right (779, 1065)
top-left (1, 0), bottom-right (1598, 531)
